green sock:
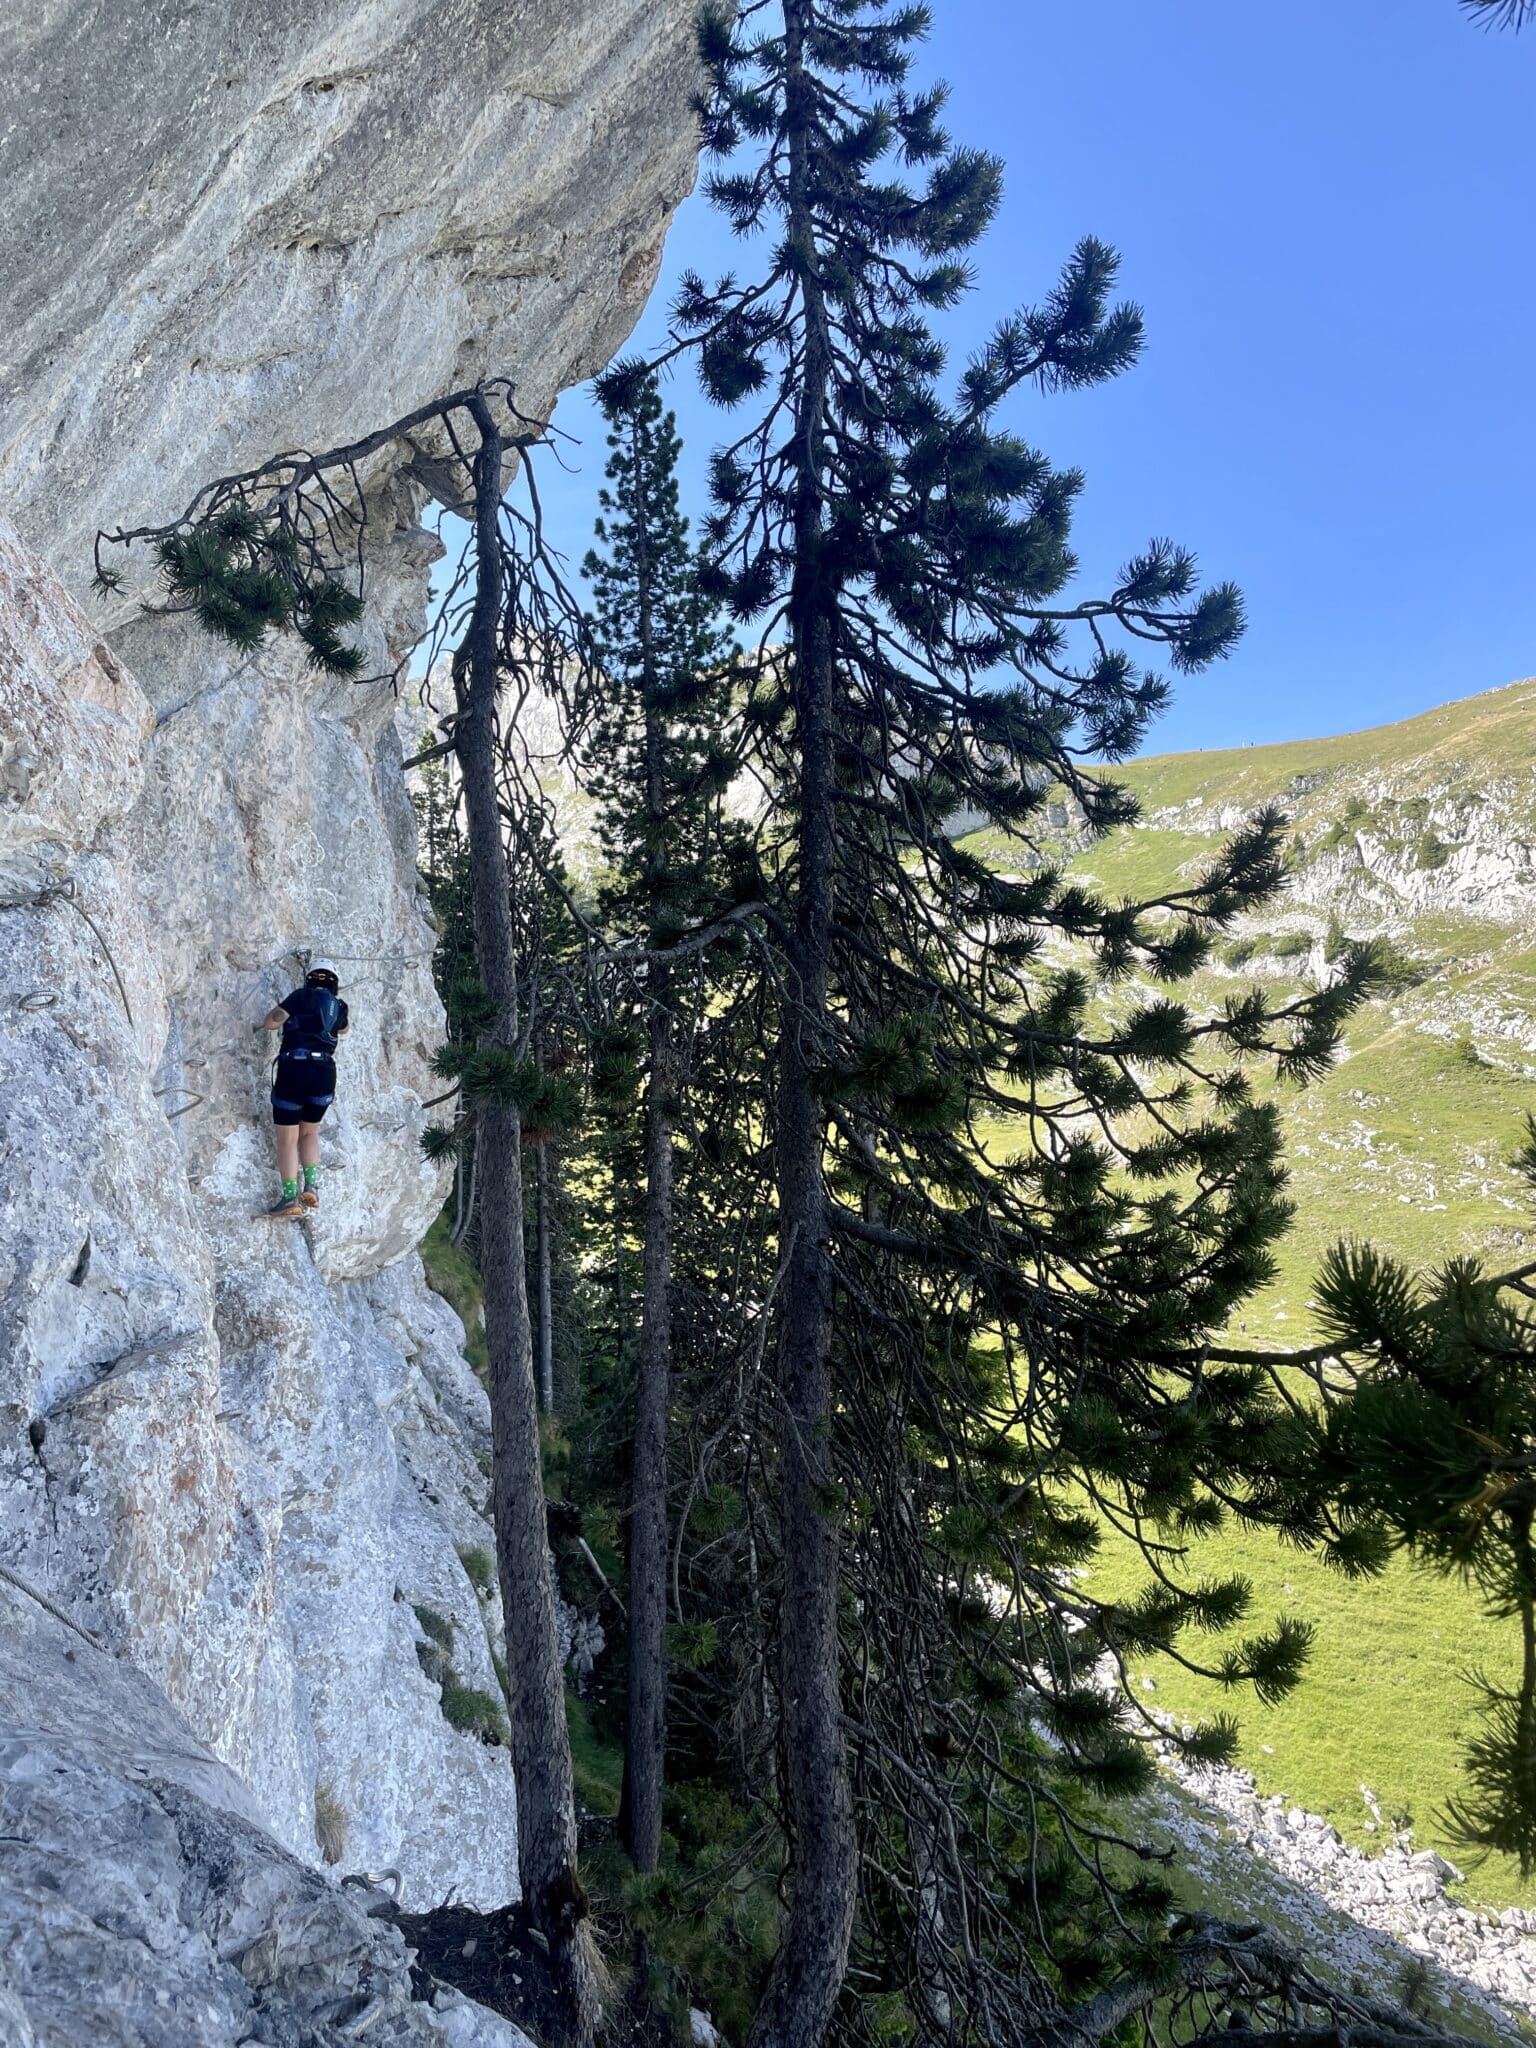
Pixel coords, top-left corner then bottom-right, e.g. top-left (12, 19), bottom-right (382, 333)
top-left (303, 1165), bottom-right (319, 1192)
top-left (282, 1176), bottom-right (299, 1201)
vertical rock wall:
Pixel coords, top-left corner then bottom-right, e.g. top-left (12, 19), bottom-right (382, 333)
top-left (0, 1), bottom-right (701, 1906)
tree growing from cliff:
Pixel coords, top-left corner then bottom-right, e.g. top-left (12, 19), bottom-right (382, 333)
top-left (650, 3), bottom-right (1398, 2041)
top-left (99, 385), bottom-right (602, 2048)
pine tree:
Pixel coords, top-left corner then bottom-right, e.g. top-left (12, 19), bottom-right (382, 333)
top-left (406, 395), bottom-right (600, 2046)
top-left (1461, 0), bottom-right (1534, 28)
top-left (582, 369), bottom-right (745, 1876)
top-left (666, 4), bottom-right (1385, 2039)
top-left (1304, 1116), bottom-right (1536, 1872)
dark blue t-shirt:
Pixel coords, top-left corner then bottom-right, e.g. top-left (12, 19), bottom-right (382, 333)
top-left (278, 986), bottom-right (349, 1056)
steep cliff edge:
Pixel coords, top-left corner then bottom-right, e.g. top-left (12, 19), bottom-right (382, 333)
top-left (0, 0), bottom-right (700, 1940)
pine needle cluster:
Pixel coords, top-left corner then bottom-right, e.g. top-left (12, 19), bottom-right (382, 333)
top-left (1306, 1121), bottom-right (1536, 1873)
top-left (100, 497), bottom-right (367, 675)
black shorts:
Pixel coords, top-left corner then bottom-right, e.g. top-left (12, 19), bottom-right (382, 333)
top-left (270, 1053), bottom-right (337, 1127)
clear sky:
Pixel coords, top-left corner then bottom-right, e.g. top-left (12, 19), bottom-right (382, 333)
top-left (536, 0), bottom-right (1534, 757)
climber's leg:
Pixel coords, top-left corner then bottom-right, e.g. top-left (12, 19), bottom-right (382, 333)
top-left (275, 1123), bottom-right (301, 1183)
top-left (298, 1120), bottom-right (322, 1208)
top-left (266, 1074), bottom-right (305, 1218)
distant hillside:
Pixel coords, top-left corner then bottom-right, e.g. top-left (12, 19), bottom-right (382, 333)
top-left (967, 678), bottom-right (1536, 1340)
top-left (1117, 676), bottom-right (1536, 933)
top-left (962, 680), bottom-right (1536, 1910)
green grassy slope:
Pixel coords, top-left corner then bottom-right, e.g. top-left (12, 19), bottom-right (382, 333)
top-left (966, 680), bottom-right (1536, 1908)
top-left (1112, 677), bottom-right (1536, 818)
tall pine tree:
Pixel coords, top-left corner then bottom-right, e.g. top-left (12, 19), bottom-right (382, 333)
top-left (582, 369), bottom-right (745, 1875)
top-left (661, 4), bottom-right (1385, 2039)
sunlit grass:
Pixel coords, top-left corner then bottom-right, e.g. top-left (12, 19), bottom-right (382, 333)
top-left (965, 695), bottom-right (1536, 1907)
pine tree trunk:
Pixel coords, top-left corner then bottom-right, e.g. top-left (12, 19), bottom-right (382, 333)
top-left (749, 5), bottom-right (858, 2038)
top-left (620, 417), bottom-right (675, 1876)
top-left (455, 394), bottom-right (597, 2046)
top-left (620, 972), bottom-right (675, 1874)
top-left (536, 1141), bottom-right (555, 1413)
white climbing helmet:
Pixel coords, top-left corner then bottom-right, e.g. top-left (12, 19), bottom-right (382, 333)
top-left (307, 957), bottom-right (341, 984)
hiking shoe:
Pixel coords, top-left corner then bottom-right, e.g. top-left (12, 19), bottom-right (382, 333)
top-left (263, 1193), bottom-right (305, 1220)
top-left (300, 1188), bottom-right (320, 1210)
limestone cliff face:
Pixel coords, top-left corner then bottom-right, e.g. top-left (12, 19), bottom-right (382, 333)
top-left (0, 0), bottom-right (700, 1930)
top-left (0, 0), bottom-right (690, 581)
top-left (0, 1579), bottom-right (535, 2048)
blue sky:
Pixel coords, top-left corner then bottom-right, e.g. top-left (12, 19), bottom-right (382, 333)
top-left (536, 0), bottom-right (1534, 757)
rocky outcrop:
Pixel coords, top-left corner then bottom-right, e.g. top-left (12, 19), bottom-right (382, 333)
top-left (1148, 1729), bottom-right (1536, 2037)
top-left (0, 0), bottom-right (697, 584)
top-left (0, 0), bottom-right (701, 1926)
top-left (1133, 685), bottom-right (1536, 937)
top-left (0, 510), bottom-right (523, 1903)
top-left (0, 1575), bottom-right (532, 2048)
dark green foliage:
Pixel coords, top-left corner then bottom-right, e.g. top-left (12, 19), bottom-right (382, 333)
top-left (1369, 936), bottom-right (1428, 992)
top-left (664, 1619), bottom-right (720, 1671)
top-left (459, 1545), bottom-right (495, 1594)
top-left (1417, 829), bottom-right (1451, 870)
top-left (414, 1600), bottom-right (510, 1745)
top-left (413, 1603), bottom-right (454, 1686)
top-left (1449, 1026), bottom-right (1487, 1069)
top-left (605, 1782), bottom-right (782, 2039)
top-left (1305, 1135), bottom-right (1536, 1872)
top-left (413, 1603), bottom-right (455, 1652)
top-left (154, 518), bottom-right (365, 676)
top-left (666, 0), bottom-right (1387, 2035)
top-left (581, 366), bottom-right (745, 953)
top-left (440, 1673), bottom-right (511, 1746)
top-left (435, 1044), bottom-right (583, 1143)
top-left (1462, 0), bottom-right (1535, 26)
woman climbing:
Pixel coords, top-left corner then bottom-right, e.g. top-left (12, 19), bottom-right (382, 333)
top-left (259, 961), bottom-right (349, 1219)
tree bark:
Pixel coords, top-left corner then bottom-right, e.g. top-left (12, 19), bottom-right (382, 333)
top-left (619, 968), bottom-right (674, 1872)
top-left (535, 1141), bottom-right (555, 1413)
top-left (748, 5), bottom-right (858, 2040)
top-left (455, 392), bottom-right (597, 2047)
top-left (620, 405), bottom-right (675, 1876)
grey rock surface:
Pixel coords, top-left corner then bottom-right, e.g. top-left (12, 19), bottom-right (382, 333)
top-left (0, 1577), bottom-right (533, 2048)
top-left (0, 0), bottom-right (700, 589)
top-left (0, 0), bottom-right (700, 1930)
top-left (1146, 1712), bottom-right (1536, 2036)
